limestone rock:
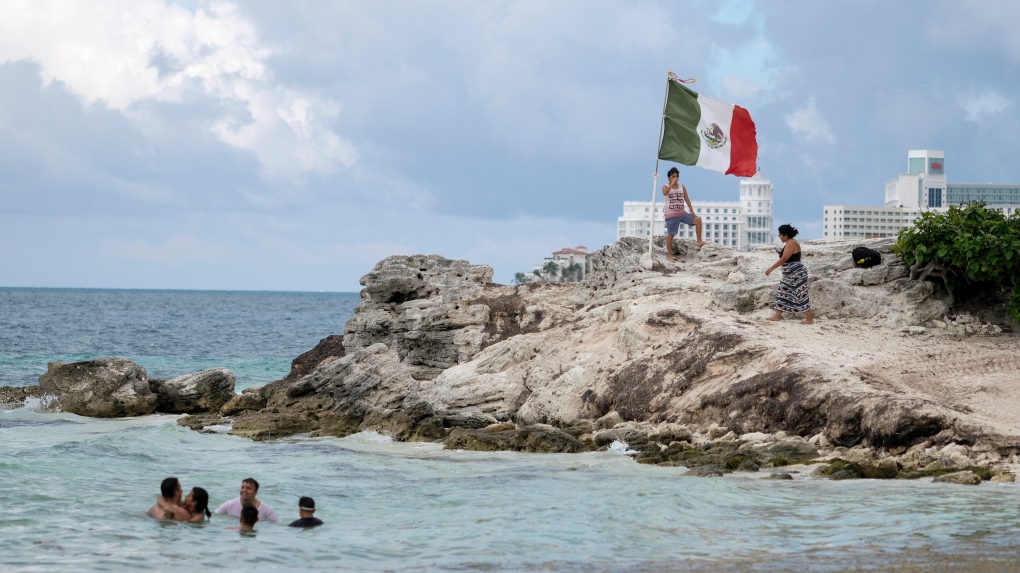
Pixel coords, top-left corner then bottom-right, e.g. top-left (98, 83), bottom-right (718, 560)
top-left (149, 368), bottom-right (236, 414)
top-left (220, 391), bottom-right (267, 417)
top-left (38, 358), bottom-right (156, 417)
top-left (208, 237), bottom-right (1020, 470)
top-left (342, 254), bottom-right (500, 380)
top-left (932, 471), bottom-right (983, 485)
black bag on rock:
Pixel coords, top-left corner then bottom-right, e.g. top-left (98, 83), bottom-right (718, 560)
top-left (852, 247), bottom-right (882, 268)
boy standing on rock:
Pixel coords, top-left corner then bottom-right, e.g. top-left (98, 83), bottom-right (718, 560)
top-left (662, 166), bottom-right (706, 262)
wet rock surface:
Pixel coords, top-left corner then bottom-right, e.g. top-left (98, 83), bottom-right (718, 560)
top-left (38, 358), bottom-right (157, 417)
top-left (0, 385), bottom-right (40, 409)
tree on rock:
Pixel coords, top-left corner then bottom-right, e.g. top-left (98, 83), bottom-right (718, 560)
top-left (894, 202), bottom-right (1020, 322)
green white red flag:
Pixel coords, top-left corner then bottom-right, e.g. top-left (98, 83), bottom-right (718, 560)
top-left (657, 73), bottom-right (758, 177)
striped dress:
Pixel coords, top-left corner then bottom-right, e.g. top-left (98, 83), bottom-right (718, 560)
top-left (774, 242), bottom-right (810, 313)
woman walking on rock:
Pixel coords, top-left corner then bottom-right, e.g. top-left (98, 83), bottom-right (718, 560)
top-left (765, 224), bottom-right (814, 324)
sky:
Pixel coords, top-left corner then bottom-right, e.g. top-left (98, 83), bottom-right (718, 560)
top-left (1, 0), bottom-right (1018, 292)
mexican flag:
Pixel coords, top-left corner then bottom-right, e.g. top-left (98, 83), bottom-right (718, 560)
top-left (657, 77), bottom-right (758, 177)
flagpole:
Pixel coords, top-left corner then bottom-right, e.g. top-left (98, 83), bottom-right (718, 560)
top-left (646, 76), bottom-right (670, 262)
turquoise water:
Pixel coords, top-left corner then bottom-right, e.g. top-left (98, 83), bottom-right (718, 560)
top-left (1, 406), bottom-right (1020, 572)
top-left (3, 288), bottom-right (1020, 571)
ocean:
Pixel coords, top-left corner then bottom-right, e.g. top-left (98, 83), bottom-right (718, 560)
top-left (2, 288), bottom-right (1019, 572)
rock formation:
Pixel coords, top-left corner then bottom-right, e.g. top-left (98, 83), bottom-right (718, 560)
top-left (203, 236), bottom-right (1019, 468)
top-left (149, 368), bottom-right (236, 414)
top-left (38, 358), bottom-right (157, 417)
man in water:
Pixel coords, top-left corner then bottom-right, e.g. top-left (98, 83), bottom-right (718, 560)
top-left (214, 477), bottom-right (280, 522)
top-left (147, 477), bottom-right (190, 520)
top-left (288, 496), bottom-right (324, 528)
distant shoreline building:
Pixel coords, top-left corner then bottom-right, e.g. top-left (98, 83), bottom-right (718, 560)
top-left (823, 150), bottom-right (1020, 241)
top-left (617, 170), bottom-right (775, 250)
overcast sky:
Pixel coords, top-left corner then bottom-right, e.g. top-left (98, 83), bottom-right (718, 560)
top-left (2, 0), bottom-right (1018, 291)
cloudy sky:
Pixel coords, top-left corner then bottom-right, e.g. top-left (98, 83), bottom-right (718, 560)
top-left (1, 0), bottom-right (1017, 291)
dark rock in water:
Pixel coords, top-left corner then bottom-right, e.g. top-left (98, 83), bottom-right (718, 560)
top-left (592, 427), bottom-right (649, 448)
top-left (177, 413), bottom-right (229, 432)
top-left (932, 471), bottom-right (982, 485)
top-left (765, 472), bottom-right (794, 480)
top-left (443, 427), bottom-right (516, 452)
top-left (228, 412), bottom-right (319, 441)
top-left (753, 441), bottom-right (819, 463)
top-left (861, 458), bottom-right (900, 479)
top-left (685, 464), bottom-right (726, 477)
top-left (282, 335), bottom-right (345, 384)
top-left (829, 469), bottom-right (860, 480)
top-left (0, 385), bottom-right (40, 409)
top-left (38, 358), bottom-right (156, 418)
top-left (444, 425), bottom-right (585, 453)
top-left (150, 368), bottom-right (236, 414)
top-left (443, 411), bottom-right (500, 430)
top-left (363, 401), bottom-right (446, 441)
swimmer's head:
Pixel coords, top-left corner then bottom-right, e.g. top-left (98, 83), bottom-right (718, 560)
top-left (160, 477), bottom-right (181, 500)
top-left (240, 503), bottom-right (259, 526)
top-left (188, 487), bottom-right (212, 518)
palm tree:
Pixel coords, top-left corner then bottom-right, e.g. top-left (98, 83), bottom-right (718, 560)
top-left (513, 272), bottom-right (527, 285)
top-left (542, 260), bottom-right (560, 281)
top-left (566, 263), bottom-right (583, 282)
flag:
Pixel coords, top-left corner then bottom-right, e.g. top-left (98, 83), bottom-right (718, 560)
top-left (657, 78), bottom-right (758, 177)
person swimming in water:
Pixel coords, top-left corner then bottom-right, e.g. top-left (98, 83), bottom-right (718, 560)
top-left (176, 487), bottom-right (212, 522)
top-left (147, 477), bottom-right (190, 520)
top-left (151, 480), bottom-right (212, 522)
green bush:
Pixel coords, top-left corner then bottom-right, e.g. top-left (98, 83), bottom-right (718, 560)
top-left (893, 202), bottom-right (1020, 323)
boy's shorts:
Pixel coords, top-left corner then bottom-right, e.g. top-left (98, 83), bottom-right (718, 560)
top-left (665, 213), bottom-right (696, 235)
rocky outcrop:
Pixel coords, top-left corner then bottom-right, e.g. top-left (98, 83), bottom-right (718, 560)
top-left (207, 236), bottom-right (1020, 474)
top-left (149, 368), bottom-right (236, 414)
top-left (0, 385), bottom-right (40, 409)
top-left (342, 254), bottom-right (567, 380)
top-left (38, 358), bottom-right (157, 417)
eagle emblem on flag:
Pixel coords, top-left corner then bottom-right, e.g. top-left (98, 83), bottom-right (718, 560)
top-left (701, 123), bottom-right (727, 149)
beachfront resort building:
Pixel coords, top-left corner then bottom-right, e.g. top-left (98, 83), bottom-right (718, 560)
top-left (617, 170), bottom-right (775, 250)
top-left (517, 246), bottom-right (592, 283)
top-left (823, 150), bottom-right (1020, 240)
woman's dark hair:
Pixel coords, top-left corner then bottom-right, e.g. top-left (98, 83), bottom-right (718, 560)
top-left (777, 224), bottom-right (799, 238)
top-left (191, 487), bottom-right (212, 518)
top-left (667, 167), bottom-right (679, 177)
top-left (160, 477), bottom-right (180, 499)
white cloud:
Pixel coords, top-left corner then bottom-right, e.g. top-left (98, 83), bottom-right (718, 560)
top-left (784, 99), bottom-right (835, 144)
top-left (959, 90), bottom-right (1010, 123)
top-left (0, 0), bottom-right (355, 179)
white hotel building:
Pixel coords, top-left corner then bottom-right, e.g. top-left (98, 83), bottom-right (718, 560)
top-left (617, 170), bottom-right (775, 250)
top-left (824, 150), bottom-right (1020, 240)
